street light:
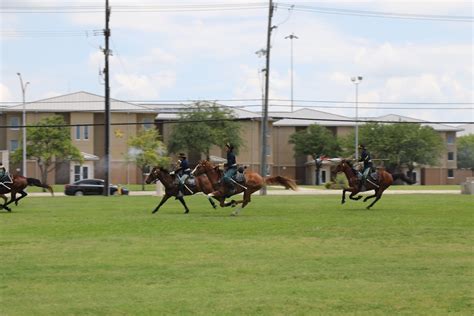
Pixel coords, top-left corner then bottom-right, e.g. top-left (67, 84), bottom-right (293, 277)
top-left (16, 73), bottom-right (29, 177)
top-left (285, 33), bottom-right (298, 112)
top-left (351, 76), bottom-right (363, 160)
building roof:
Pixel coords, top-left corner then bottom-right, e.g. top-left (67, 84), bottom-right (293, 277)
top-left (3, 91), bottom-right (157, 113)
top-left (272, 108), bottom-right (354, 127)
top-left (456, 124), bottom-right (474, 136)
top-left (372, 114), bottom-right (462, 132)
top-left (154, 102), bottom-right (261, 121)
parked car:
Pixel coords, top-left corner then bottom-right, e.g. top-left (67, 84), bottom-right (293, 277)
top-left (64, 179), bottom-right (129, 196)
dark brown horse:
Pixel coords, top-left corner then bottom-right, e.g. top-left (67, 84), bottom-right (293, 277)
top-left (191, 160), bottom-right (298, 216)
top-left (335, 160), bottom-right (393, 209)
top-left (0, 176), bottom-right (54, 212)
top-left (145, 166), bottom-right (216, 214)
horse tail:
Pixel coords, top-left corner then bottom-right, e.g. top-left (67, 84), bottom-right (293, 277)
top-left (27, 178), bottom-right (55, 196)
top-left (390, 172), bottom-right (415, 185)
top-left (265, 176), bottom-right (298, 191)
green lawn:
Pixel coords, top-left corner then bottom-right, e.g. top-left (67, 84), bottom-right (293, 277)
top-left (1, 194), bottom-right (472, 315)
top-left (26, 183), bottom-right (460, 193)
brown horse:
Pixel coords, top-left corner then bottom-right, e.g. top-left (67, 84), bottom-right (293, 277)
top-left (0, 176), bottom-right (54, 212)
top-left (145, 166), bottom-right (216, 214)
top-left (191, 160), bottom-right (298, 216)
top-left (335, 160), bottom-right (393, 209)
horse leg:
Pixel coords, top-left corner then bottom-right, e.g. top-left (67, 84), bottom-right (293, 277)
top-left (363, 194), bottom-right (377, 203)
top-left (349, 191), bottom-right (363, 201)
top-left (152, 194), bottom-right (171, 214)
top-left (231, 190), bottom-right (252, 216)
top-left (14, 190), bottom-right (28, 206)
top-left (206, 193), bottom-right (218, 209)
top-left (0, 195), bottom-right (11, 212)
top-left (341, 189), bottom-right (346, 204)
top-left (366, 189), bottom-right (384, 210)
top-left (176, 196), bottom-right (190, 214)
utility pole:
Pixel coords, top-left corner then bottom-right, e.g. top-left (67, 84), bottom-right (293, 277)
top-left (351, 76), bottom-right (363, 160)
top-left (103, 0), bottom-right (111, 196)
top-left (16, 73), bottom-right (29, 177)
top-left (260, 0), bottom-right (274, 196)
top-left (285, 33), bottom-right (298, 112)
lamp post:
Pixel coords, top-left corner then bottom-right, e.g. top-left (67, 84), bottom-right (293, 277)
top-left (351, 76), bottom-right (363, 160)
top-left (285, 33), bottom-right (298, 112)
top-left (16, 73), bottom-right (29, 177)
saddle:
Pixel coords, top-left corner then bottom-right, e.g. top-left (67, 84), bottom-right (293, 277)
top-left (233, 166), bottom-right (246, 184)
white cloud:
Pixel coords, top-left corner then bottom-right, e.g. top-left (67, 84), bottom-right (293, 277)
top-left (0, 83), bottom-right (13, 102)
top-left (113, 71), bottom-right (176, 99)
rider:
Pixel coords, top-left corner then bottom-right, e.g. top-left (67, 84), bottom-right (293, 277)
top-left (223, 143), bottom-right (237, 194)
top-left (171, 153), bottom-right (190, 198)
top-left (0, 162), bottom-right (13, 189)
top-left (358, 144), bottom-right (373, 189)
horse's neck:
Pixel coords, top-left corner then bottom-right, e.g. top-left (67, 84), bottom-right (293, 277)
top-left (204, 168), bottom-right (220, 184)
top-left (343, 167), bottom-right (357, 181)
top-left (157, 172), bottom-right (175, 189)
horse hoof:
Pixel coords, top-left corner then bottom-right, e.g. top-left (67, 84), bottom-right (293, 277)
top-left (184, 210), bottom-right (189, 214)
top-left (230, 213), bottom-right (237, 216)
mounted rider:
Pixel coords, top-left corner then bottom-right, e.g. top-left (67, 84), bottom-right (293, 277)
top-left (170, 153), bottom-right (191, 198)
top-left (358, 144), bottom-right (373, 189)
top-left (0, 162), bottom-right (13, 189)
top-left (223, 143), bottom-right (237, 194)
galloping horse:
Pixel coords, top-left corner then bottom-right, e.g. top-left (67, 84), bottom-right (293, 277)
top-left (145, 166), bottom-right (215, 214)
top-left (335, 160), bottom-right (393, 209)
top-left (0, 175), bottom-right (54, 211)
top-left (192, 160), bottom-right (298, 216)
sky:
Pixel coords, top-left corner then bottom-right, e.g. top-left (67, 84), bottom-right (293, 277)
top-left (1, 0), bottom-right (473, 124)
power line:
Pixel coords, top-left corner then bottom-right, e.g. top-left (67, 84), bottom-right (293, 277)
top-left (2, 2), bottom-right (472, 23)
top-left (278, 3), bottom-right (473, 22)
top-left (1, 29), bottom-right (104, 38)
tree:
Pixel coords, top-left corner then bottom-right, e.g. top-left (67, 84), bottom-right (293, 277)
top-left (289, 124), bottom-right (341, 185)
top-left (457, 135), bottom-right (474, 170)
top-left (342, 123), bottom-right (444, 178)
top-left (167, 102), bottom-right (242, 159)
top-left (125, 128), bottom-right (170, 190)
top-left (11, 115), bottom-right (83, 185)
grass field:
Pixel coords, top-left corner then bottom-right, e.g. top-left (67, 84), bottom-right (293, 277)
top-left (26, 183), bottom-right (461, 193)
top-left (1, 194), bottom-right (472, 315)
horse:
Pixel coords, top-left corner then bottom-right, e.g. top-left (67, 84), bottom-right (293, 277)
top-left (145, 166), bottom-right (216, 214)
top-left (191, 160), bottom-right (298, 216)
top-left (335, 159), bottom-right (393, 209)
top-left (0, 176), bottom-right (54, 211)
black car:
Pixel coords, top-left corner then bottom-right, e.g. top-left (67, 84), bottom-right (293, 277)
top-left (64, 179), bottom-right (129, 196)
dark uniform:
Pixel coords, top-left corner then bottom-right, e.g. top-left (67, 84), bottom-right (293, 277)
top-left (173, 153), bottom-right (190, 197)
top-left (0, 162), bottom-right (12, 189)
top-left (223, 143), bottom-right (237, 193)
top-left (358, 144), bottom-right (373, 187)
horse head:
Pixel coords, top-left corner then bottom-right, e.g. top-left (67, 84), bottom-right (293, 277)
top-left (145, 167), bottom-right (160, 184)
top-left (191, 160), bottom-right (213, 176)
top-left (145, 166), bottom-right (172, 184)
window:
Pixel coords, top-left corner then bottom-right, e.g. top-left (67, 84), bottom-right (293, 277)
top-left (321, 170), bottom-right (327, 184)
top-left (10, 140), bottom-right (19, 151)
top-left (75, 126), bottom-right (81, 140)
top-left (448, 152), bottom-right (454, 161)
top-left (447, 169), bottom-right (454, 178)
top-left (447, 134), bottom-right (455, 144)
top-left (10, 117), bottom-right (20, 130)
top-left (84, 126), bottom-right (89, 140)
top-left (142, 118), bottom-right (154, 130)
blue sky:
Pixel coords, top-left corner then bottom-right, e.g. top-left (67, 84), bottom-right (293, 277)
top-left (1, 0), bottom-right (473, 123)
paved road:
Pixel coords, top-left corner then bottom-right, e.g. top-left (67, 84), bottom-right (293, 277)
top-left (23, 187), bottom-right (460, 197)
